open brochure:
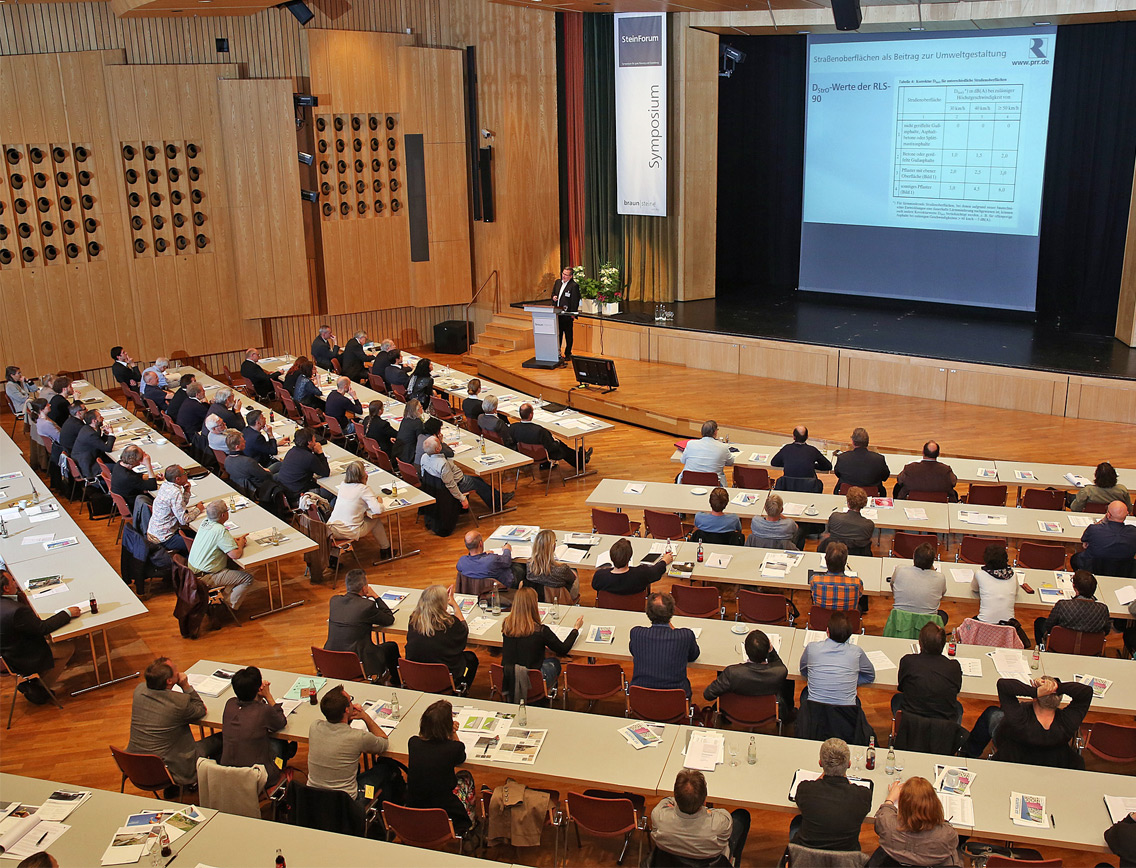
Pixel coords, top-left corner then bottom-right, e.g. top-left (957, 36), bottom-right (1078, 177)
top-left (494, 525), bottom-right (539, 542)
top-left (1074, 673), bottom-right (1113, 697)
top-left (938, 793), bottom-right (975, 827)
top-left (1010, 792), bottom-right (1049, 828)
top-left (1105, 795), bottom-right (1136, 825)
top-left (0, 810), bottom-right (69, 860)
top-left (187, 669), bottom-right (234, 697)
top-left (350, 699), bottom-right (402, 736)
top-left (619, 721), bottom-right (665, 749)
top-left (587, 625), bottom-right (616, 644)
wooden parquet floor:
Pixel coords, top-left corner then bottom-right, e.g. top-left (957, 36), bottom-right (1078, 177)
top-left (1, 349), bottom-right (1129, 867)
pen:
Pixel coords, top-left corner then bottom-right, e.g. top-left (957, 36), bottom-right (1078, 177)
top-left (1051, 814), bottom-right (1057, 827)
top-left (35, 831), bottom-right (48, 845)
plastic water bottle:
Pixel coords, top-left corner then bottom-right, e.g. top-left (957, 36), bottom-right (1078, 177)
top-left (517, 698), bottom-right (527, 726)
top-left (747, 736), bottom-right (757, 765)
top-left (865, 736), bottom-right (876, 770)
top-left (885, 746), bottom-right (896, 775)
top-left (390, 692), bottom-right (400, 720)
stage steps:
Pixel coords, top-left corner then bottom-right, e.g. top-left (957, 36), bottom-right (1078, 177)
top-left (464, 309), bottom-right (532, 361)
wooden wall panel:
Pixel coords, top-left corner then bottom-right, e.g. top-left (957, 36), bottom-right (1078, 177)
top-left (944, 363), bottom-right (1069, 416)
top-left (737, 340), bottom-right (837, 387)
top-left (839, 350), bottom-right (950, 401)
top-left (1066, 376), bottom-right (1136, 425)
top-left (652, 331), bottom-right (741, 374)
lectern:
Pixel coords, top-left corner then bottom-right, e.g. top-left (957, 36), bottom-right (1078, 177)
top-left (521, 303), bottom-right (563, 369)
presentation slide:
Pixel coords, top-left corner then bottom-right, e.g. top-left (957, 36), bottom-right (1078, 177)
top-left (798, 28), bottom-right (1057, 311)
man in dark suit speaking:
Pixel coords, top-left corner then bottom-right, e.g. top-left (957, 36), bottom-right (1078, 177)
top-left (551, 266), bottom-right (581, 360)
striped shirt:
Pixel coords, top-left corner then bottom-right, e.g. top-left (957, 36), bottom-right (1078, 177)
top-left (149, 480), bottom-right (200, 543)
top-left (809, 571), bottom-right (862, 611)
top-left (629, 623), bottom-right (700, 698)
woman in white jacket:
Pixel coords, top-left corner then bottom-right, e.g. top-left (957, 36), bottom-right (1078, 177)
top-left (327, 460), bottom-right (392, 560)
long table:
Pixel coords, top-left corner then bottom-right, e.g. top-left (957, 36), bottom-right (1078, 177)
top-left (0, 429), bottom-right (145, 695)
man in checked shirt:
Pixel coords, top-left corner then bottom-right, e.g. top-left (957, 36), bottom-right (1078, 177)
top-left (807, 543), bottom-right (864, 615)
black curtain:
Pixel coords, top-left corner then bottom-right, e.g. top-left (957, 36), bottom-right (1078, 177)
top-left (715, 35), bottom-right (806, 295)
top-left (582, 13), bottom-right (622, 281)
top-left (1036, 21), bottom-right (1136, 334)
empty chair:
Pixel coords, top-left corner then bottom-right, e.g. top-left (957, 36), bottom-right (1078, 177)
top-left (383, 801), bottom-right (463, 852)
top-left (311, 646), bottom-right (367, 682)
top-left (398, 659), bottom-right (463, 695)
top-left (396, 459), bottom-right (421, 488)
top-left (890, 530), bottom-right (939, 560)
top-left (679, 470), bottom-right (719, 486)
top-left (1083, 501), bottom-right (1108, 514)
top-left (670, 584), bottom-right (723, 619)
top-left (966, 483), bottom-right (1007, 506)
top-left (597, 590), bottom-right (648, 613)
top-left (807, 606), bottom-right (861, 633)
top-left (958, 535), bottom-right (1006, 565)
top-left (732, 465), bottom-right (771, 490)
top-left (563, 662), bottom-right (626, 711)
top-left (1083, 721), bottom-right (1136, 764)
top-left (626, 686), bottom-right (692, 725)
top-left (1015, 541), bottom-right (1066, 571)
top-left (430, 396), bottom-right (457, 421)
top-left (517, 441), bottom-right (564, 495)
top-left (293, 781), bottom-right (379, 837)
top-left (1044, 625), bottom-right (1106, 656)
top-left (110, 745), bottom-right (180, 799)
top-left (644, 509), bottom-right (685, 541)
top-left (592, 508), bottom-right (640, 537)
top-left (735, 589), bottom-right (793, 626)
top-left (362, 437), bottom-right (395, 474)
top-left (566, 791), bottom-right (641, 866)
top-left (1021, 488), bottom-right (1065, 511)
top-left (367, 373), bottom-right (388, 394)
top-left (716, 692), bottom-right (780, 734)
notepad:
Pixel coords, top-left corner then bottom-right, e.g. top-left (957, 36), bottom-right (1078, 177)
top-left (623, 482), bottom-right (646, 495)
top-left (704, 553), bottom-right (732, 569)
top-left (949, 568), bottom-right (973, 584)
top-left (782, 502), bottom-right (806, 517)
top-left (555, 544), bottom-right (589, 564)
top-left (1115, 585), bottom-right (1136, 607)
top-left (904, 507), bottom-right (928, 521)
top-left (865, 650), bottom-right (896, 671)
top-left (956, 658), bottom-right (983, 677)
top-left (1067, 514), bottom-right (1094, 528)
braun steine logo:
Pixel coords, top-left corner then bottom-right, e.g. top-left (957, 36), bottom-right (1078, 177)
top-left (618, 16), bottom-right (662, 67)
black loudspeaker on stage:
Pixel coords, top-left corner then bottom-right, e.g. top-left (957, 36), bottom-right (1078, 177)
top-left (434, 320), bottom-right (474, 355)
top-left (830, 0), bottom-right (862, 31)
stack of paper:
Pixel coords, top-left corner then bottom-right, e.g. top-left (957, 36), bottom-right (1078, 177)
top-left (35, 791), bottom-right (91, 821)
top-left (623, 482), bottom-right (646, 495)
top-left (989, 649), bottom-right (1031, 681)
top-left (466, 616), bottom-right (497, 636)
top-left (760, 553), bottom-right (796, 579)
top-left (904, 507), bottom-right (928, 521)
top-left (1068, 514), bottom-right (1095, 528)
top-left (781, 502), bottom-right (806, 517)
top-left (865, 650), bottom-right (896, 671)
top-left (495, 525), bottom-right (539, 542)
top-left (949, 568), bottom-right (974, 584)
top-left (587, 625), bottom-right (615, 644)
top-left (1116, 585), bottom-right (1136, 607)
top-left (956, 658), bottom-right (983, 677)
top-left (683, 731), bottom-right (725, 771)
top-left (619, 721), bottom-right (665, 749)
top-left (565, 533), bottom-right (600, 545)
top-left (1104, 795), bottom-right (1136, 824)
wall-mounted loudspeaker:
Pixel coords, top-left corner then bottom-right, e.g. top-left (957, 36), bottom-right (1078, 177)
top-left (830, 0), bottom-right (862, 30)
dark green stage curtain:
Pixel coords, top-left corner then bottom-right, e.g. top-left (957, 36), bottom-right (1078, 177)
top-left (582, 13), bottom-right (622, 288)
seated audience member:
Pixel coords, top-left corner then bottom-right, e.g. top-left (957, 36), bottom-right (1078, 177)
top-left (1071, 461), bottom-right (1132, 513)
top-left (694, 487), bottom-right (743, 536)
top-left (327, 461), bottom-right (391, 559)
top-left (407, 699), bottom-right (475, 834)
top-left (593, 538), bottom-right (672, 598)
top-left (370, 339), bottom-right (397, 378)
top-left (384, 350), bottom-right (411, 390)
top-left (221, 666), bottom-right (291, 787)
top-left (281, 356), bottom-right (309, 396)
top-left (142, 371), bottom-right (168, 413)
top-left (476, 394), bottom-right (513, 447)
top-left (1033, 568), bottom-right (1110, 647)
top-left (1106, 812), bottom-right (1136, 868)
top-left (149, 465), bottom-right (203, 555)
top-left (307, 685), bottom-right (389, 799)
top-left (970, 543), bottom-right (1028, 646)
top-left (703, 628), bottom-right (795, 720)
top-left (395, 399), bottom-right (425, 463)
top-left (110, 445), bottom-right (158, 511)
top-left (873, 777), bottom-right (962, 867)
top-left (240, 348), bottom-right (278, 401)
top-left (414, 416), bottom-right (452, 468)
top-left (363, 400), bottom-right (397, 461)
top-left (206, 387), bottom-right (243, 431)
top-left (58, 402), bottom-right (86, 454)
top-left (525, 529), bottom-right (581, 603)
top-left (222, 430), bottom-right (271, 494)
top-left (142, 358), bottom-right (170, 388)
top-left (167, 373), bottom-right (196, 421)
top-left (325, 569), bottom-right (401, 685)
top-left (771, 425), bottom-right (831, 481)
top-left (5, 366), bottom-right (39, 420)
top-left (421, 436), bottom-right (512, 510)
top-left (895, 623), bottom-right (962, 723)
top-left (962, 676), bottom-right (1093, 767)
top-left (275, 427), bottom-right (330, 497)
top-left (1071, 501), bottom-right (1136, 573)
top-left (243, 409), bottom-right (286, 469)
top-left (894, 441), bottom-right (958, 501)
top-left (204, 415), bottom-right (230, 453)
top-left (127, 657), bottom-right (219, 789)
top-left (798, 612), bottom-right (875, 707)
top-left (46, 377), bottom-right (76, 427)
top-left (176, 383), bottom-right (210, 441)
top-left (310, 325), bottom-right (340, 371)
top-left (629, 592), bottom-right (700, 697)
top-left (186, 500), bottom-right (255, 611)
top-left (889, 543), bottom-right (947, 625)
top-left (791, 738), bottom-right (872, 852)
top-left (501, 587), bottom-right (582, 699)
top-left (325, 376), bottom-right (363, 431)
top-left (0, 562), bottom-right (79, 696)
top-left (73, 409), bottom-right (115, 479)
top-left (406, 357), bottom-right (434, 408)
top-left (110, 346), bottom-right (142, 388)
top-left (406, 585), bottom-right (478, 690)
top-left (746, 493), bottom-right (801, 550)
top-left (292, 361), bottom-right (324, 410)
top-left (651, 769), bottom-right (751, 868)
top-left (833, 427), bottom-right (890, 496)
top-left (679, 420), bottom-right (733, 486)
top-left (340, 330), bottom-right (373, 381)
top-left (456, 530), bottom-right (520, 588)
top-left (461, 378), bottom-right (485, 422)
top-left (820, 486), bottom-right (875, 556)
top-left (808, 542), bottom-right (862, 613)
top-left (32, 398), bottom-right (59, 448)
top-left (510, 402), bottom-right (590, 468)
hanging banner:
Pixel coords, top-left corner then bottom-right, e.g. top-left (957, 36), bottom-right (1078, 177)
top-left (614, 12), bottom-right (666, 217)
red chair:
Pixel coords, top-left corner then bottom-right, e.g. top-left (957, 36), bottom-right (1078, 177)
top-left (324, 415), bottom-right (350, 446)
top-left (211, 449), bottom-right (229, 474)
top-left (110, 745), bottom-right (180, 799)
top-left (597, 590), bottom-right (647, 613)
top-left (906, 490), bottom-right (950, 503)
top-left (430, 396), bottom-right (458, 421)
top-left (716, 692), bottom-right (780, 734)
top-left (310, 646), bottom-right (367, 682)
top-left (1083, 501), bottom-right (1108, 514)
top-left (643, 509), bottom-right (685, 541)
top-left (1044, 625), bottom-right (1106, 656)
top-left (168, 421), bottom-right (188, 447)
top-left (966, 483), bottom-right (1007, 506)
top-left (391, 384), bottom-right (408, 402)
top-left (1021, 488), bottom-right (1065, 511)
top-left (890, 530), bottom-right (939, 560)
top-left (330, 358), bottom-right (342, 375)
top-left (626, 686), bottom-right (692, 725)
top-left (489, 663), bottom-right (551, 703)
top-left (1083, 721), bottom-right (1136, 763)
top-left (362, 438), bottom-right (395, 473)
top-left (108, 491), bottom-right (133, 545)
top-left (367, 373), bottom-right (388, 394)
top-left (1016, 541), bottom-right (1066, 571)
top-left (565, 792), bottom-right (641, 866)
top-left (480, 426), bottom-right (504, 446)
top-left (396, 459), bottom-right (421, 488)
top-left (591, 508), bottom-right (640, 537)
top-left (300, 404), bottom-right (325, 431)
top-left (63, 454), bottom-right (94, 514)
top-left (958, 535), bottom-right (1006, 565)
top-left (397, 659), bottom-right (463, 695)
top-left (679, 470), bottom-right (719, 486)
top-left (563, 663), bottom-right (626, 711)
top-left (733, 466), bottom-right (771, 490)
top-left (984, 859), bottom-right (1062, 868)
top-left (807, 606), bottom-right (861, 633)
top-left (671, 584), bottom-right (723, 619)
top-left (735, 589), bottom-right (792, 626)
top-left (382, 802), bottom-right (462, 851)
top-left (517, 441), bottom-right (564, 495)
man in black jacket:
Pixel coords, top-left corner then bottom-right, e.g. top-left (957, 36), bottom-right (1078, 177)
top-left (340, 331), bottom-right (374, 381)
top-left (276, 427), bottom-right (331, 496)
top-left (110, 346), bottom-right (142, 389)
top-left (792, 738), bottom-right (872, 851)
top-left (370, 339), bottom-right (397, 379)
top-left (240, 348), bottom-right (278, 401)
top-left (310, 325), bottom-right (340, 370)
top-left (771, 425), bottom-right (832, 481)
top-left (243, 410), bottom-right (285, 469)
top-left (551, 266), bottom-right (581, 359)
top-left (325, 377), bottom-right (363, 431)
top-left (384, 351), bottom-right (410, 390)
top-left (167, 373), bottom-right (196, 421)
top-left (325, 569), bottom-right (401, 684)
top-left (176, 382), bottom-right (210, 441)
top-left (59, 402), bottom-right (86, 454)
top-left (703, 628), bottom-right (795, 720)
top-left (462, 379), bottom-right (485, 422)
top-left (47, 377), bottom-right (77, 427)
top-left (142, 371), bottom-right (168, 414)
top-left (894, 623), bottom-right (963, 722)
top-left (0, 563), bottom-right (80, 698)
top-left (510, 402), bottom-right (591, 468)
top-left (205, 388), bottom-right (244, 432)
top-left (832, 427), bottom-right (890, 496)
top-left (73, 409), bottom-right (115, 478)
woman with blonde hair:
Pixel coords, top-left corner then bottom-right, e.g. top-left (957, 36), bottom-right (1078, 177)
top-left (406, 584), bottom-right (478, 690)
top-left (500, 587), bottom-right (582, 702)
top-left (396, 398), bottom-right (424, 463)
top-left (524, 530), bottom-right (580, 603)
top-left (871, 776), bottom-right (961, 866)
top-left (326, 460), bottom-right (392, 560)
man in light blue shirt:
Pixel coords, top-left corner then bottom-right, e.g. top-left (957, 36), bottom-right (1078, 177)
top-left (679, 420), bottom-right (734, 487)
top-left (798, 612), bottom-right (874, 706)
top-left (143, 358), bottom-right (170, 388)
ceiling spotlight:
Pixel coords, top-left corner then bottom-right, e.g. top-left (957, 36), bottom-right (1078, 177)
top-left (298, 151), bottom-right (314, 166)
top-left (293, 93), bottom-right (318, 108)
top-left (300, 189), bottom-right (319, 203)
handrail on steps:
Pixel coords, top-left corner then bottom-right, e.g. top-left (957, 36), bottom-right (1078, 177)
top-left (463, 270), bottom-right (500, 351)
